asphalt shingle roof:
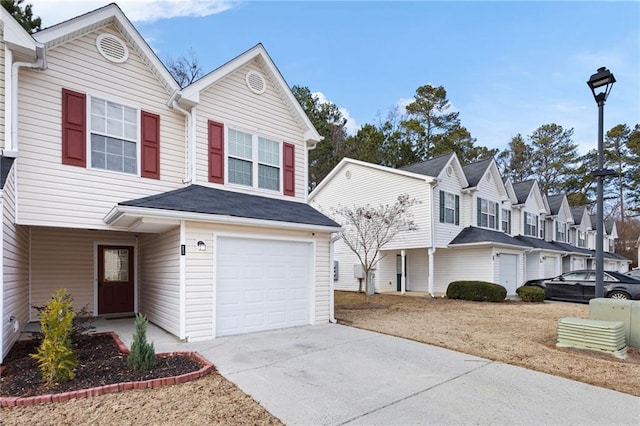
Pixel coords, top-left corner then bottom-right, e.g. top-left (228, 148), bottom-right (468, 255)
top-left (462, 158), bottom-right (493, 188)
top-left (400, 153), bottom-right (454, 177)
top-left (511, 180), bottom-right (536, 204)
top-left (120, 185), bottom-right (340, 228)
top-left (514, 235), bottom-right (565, 252)
top-left (546, 194), bottom-right (565, 215)
top-left (449, 226), bottom-right (530, 247)
top-left (0, 156), bottom-right (15, 189)
top-left (571, 206), bottom-right (586, 225)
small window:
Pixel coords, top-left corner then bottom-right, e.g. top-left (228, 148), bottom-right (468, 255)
top-left (555, 222), bottom-right (566, 242)
top-left (478, 198), bottom-right (497, 230)
top-left (501, 209), bottom-right (511, 234)
top-left (228, 129), bottom-right (253, 186)
top-left (90, 97), bottom-right (138, 174)
top-left (577, 230), bottom-right (586, 247)
top-left (524, 212), bottom-right (538, 237)
top-left (258, 137), bottom-right (280, 190)
top-left (439, 190), bottom-right (459, 225)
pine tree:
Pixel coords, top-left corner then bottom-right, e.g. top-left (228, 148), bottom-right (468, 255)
top-left (127, 314), bottom-right (156, 371)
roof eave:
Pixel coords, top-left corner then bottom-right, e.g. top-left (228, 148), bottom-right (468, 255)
top-left (104, 205), bottom-right (342, 234)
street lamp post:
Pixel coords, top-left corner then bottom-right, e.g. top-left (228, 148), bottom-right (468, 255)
top-left (587, 67), bottom-right (616, 298)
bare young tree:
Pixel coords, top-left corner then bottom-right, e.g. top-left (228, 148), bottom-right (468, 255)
top-left (166, 48), bottom-right (203, 88)
top-left (331, 194), bottom-right (418, 294)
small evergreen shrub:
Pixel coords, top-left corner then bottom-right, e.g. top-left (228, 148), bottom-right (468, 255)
top-left (446, 281), bottom-right (507, 302)
top-left (516, 286), bottom-right (545, 302)
top-left (127, 313), bottom-right (157, 371)
top-left (30, 288), bottom-right (77, 386)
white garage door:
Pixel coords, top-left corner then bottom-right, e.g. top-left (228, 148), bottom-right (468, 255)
top-left (499, 254), bottom-right (518, 295)
top-left (216, 237), bottom-right (311, 336)
top-left (543, 256), bottom-right (557, 278)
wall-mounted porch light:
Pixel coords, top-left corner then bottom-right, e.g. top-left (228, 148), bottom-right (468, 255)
top-left (197, 240), bottom-right (207, 252)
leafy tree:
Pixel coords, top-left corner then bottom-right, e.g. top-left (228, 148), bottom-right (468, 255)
top-left (529, 123), bottom-right (578, 196)
top-left (497, 134), bottom-right (533, 182)
top-left (401, 84), bottom-right (460, 159)
top-left (624, 124), bottom-right (640, 213)
top-left (331, 194), bottom-right (417, 295)
top-left (604, 124), bottom-right (633, 224)
top-left (564, 149), bottom-right (597, 206)
top-left (292, 85), bottom-right (348, 190)
top-left (166, 48), bottom-right (203, 88)
top-left (1, 0), bottom-right (41, 33)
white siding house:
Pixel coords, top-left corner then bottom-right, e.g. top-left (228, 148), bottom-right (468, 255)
top-left (0, 4), bottom-right (340, 362)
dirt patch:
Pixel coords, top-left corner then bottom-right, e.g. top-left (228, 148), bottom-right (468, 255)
top-left (335, 291), bottom-right (640, 397)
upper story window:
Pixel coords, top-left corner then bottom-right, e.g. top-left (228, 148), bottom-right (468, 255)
top-left (555, 222), bottom-right (566, 242)
top-left (439, 191), bottom-right (459, 225)
top-left (207, 120), bottom-right (296, 197)
top-left (90, 97), bottom-right (138, 174)
top-left (578, 230), bottom-right (586, 248)
top-left (524, 212), bottom-right (538, 237)
top-left (477, 198), bottom-right (498, 230)
top-left (228, 128), bottom-right (281, 191)
top-left (608, 239), bottom-right (615, 252)
top-left (501, 208), bottom-right (511, 234)
top-left (61, 88), bottom-right (160, 179)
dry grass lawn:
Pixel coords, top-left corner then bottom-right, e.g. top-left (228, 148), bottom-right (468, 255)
top-left (335, 291), bottom-right (640, 397)
top-left (0, 372), bottom-right (282, 425)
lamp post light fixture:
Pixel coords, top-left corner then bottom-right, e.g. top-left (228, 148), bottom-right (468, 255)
top-left (587, 66), bottom-right (616, 298)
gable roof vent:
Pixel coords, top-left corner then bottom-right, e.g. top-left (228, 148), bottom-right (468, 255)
top-left (96, 33), bottom-right (129, 63)
top-left (246, 70), bottom-right (266, 94)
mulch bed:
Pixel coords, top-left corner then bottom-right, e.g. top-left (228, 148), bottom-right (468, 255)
top-left (0, 334), bottom-right (205, 398)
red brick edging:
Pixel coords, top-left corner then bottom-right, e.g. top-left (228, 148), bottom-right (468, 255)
top-left (0, 332), bottom-right (215, 407)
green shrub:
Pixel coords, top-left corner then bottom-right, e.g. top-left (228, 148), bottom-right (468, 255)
top-left (127, 313), bottom-right (156, 371)
top-left (446, 281), bottom-right (507, 302)
top-left (516, 286), bottom-right (545, 302)
top-left (30, 288), bottom-right (77, 386)
top-left (32, 302), bottom-right (95, 343)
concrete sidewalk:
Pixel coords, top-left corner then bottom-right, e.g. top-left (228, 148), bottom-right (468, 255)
top-left (171, 324), bottom-right (640, 426)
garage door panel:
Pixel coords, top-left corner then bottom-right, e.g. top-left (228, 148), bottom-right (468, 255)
top-left (216, 237), bottom-right (311, 337)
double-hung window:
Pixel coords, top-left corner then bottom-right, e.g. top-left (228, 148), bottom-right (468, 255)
top-left (524, 212), bottom-right (538, 237)
top-left (90, 97), bottom-right (138, 174)
top-left (578, 230), bottom-right (586, 247)
top-left (501, 208), bottom-right (511, 234)
top-left (477, 198), bottom-right (498, 229)
top-left (228, 128), bottom-right (281, 191)
top-left (555, 222), bottom-right (566, 242)
top-left (439, 191), bottom-right (459, 225)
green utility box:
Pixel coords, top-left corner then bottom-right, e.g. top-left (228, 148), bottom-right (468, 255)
top-left (589, 299), bottom-right (640, 348)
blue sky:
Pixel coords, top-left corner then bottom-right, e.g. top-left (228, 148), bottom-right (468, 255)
top-left (32, 1), bottom-right (639, 155)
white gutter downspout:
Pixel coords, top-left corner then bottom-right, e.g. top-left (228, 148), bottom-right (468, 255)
top-left (329, 232), bottom-right (342, 323)
top-left (167, 91), bottom-right (193, 185)
top-left (428, 178), bottom-right (438, 297)
top-left (7, 46), bottom-right (47, 156)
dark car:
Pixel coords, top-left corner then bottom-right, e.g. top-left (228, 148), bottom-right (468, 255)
top-left (625, 269), bottom-right (640, 279)
top-left (524, 269), bottom-right (640, 302)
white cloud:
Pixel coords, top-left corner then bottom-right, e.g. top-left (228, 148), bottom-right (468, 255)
top-left (396, 97), bottom-right (413, 114)
top-left (312, 91), bottom-right (359, 136)
top-left (31, 0), bottom-right (236, 27)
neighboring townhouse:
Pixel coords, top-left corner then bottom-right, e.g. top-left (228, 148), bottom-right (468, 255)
top-left (310, 151), bottom-right (630, 297)
top-left (0, 4), bottom-right (340, 362)
top-left (309, 154), bottom-right (530, 296)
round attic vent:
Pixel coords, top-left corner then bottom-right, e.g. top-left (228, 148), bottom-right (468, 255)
top-left (96, 33), bottom-right (129, 63)
top-left (446, 166), bottom-right (453, 176)
top-left (246, 70), bottom-right (266, 94)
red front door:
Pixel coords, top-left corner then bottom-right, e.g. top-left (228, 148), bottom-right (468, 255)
top-left (98, 245), bottom-right (134, 314)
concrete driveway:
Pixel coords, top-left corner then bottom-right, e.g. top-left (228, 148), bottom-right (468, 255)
top-left (183, 324), bottom-right (639, 425)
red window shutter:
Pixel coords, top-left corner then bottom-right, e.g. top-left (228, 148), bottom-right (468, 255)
top-left (141, 111), bottom-right (160, 179)
top-left (283, 142), bottom-right (295, 196)
top-left (61, 88), bottom-right (86, 167)
top-left (208, 120), bottom-right (224, 183)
